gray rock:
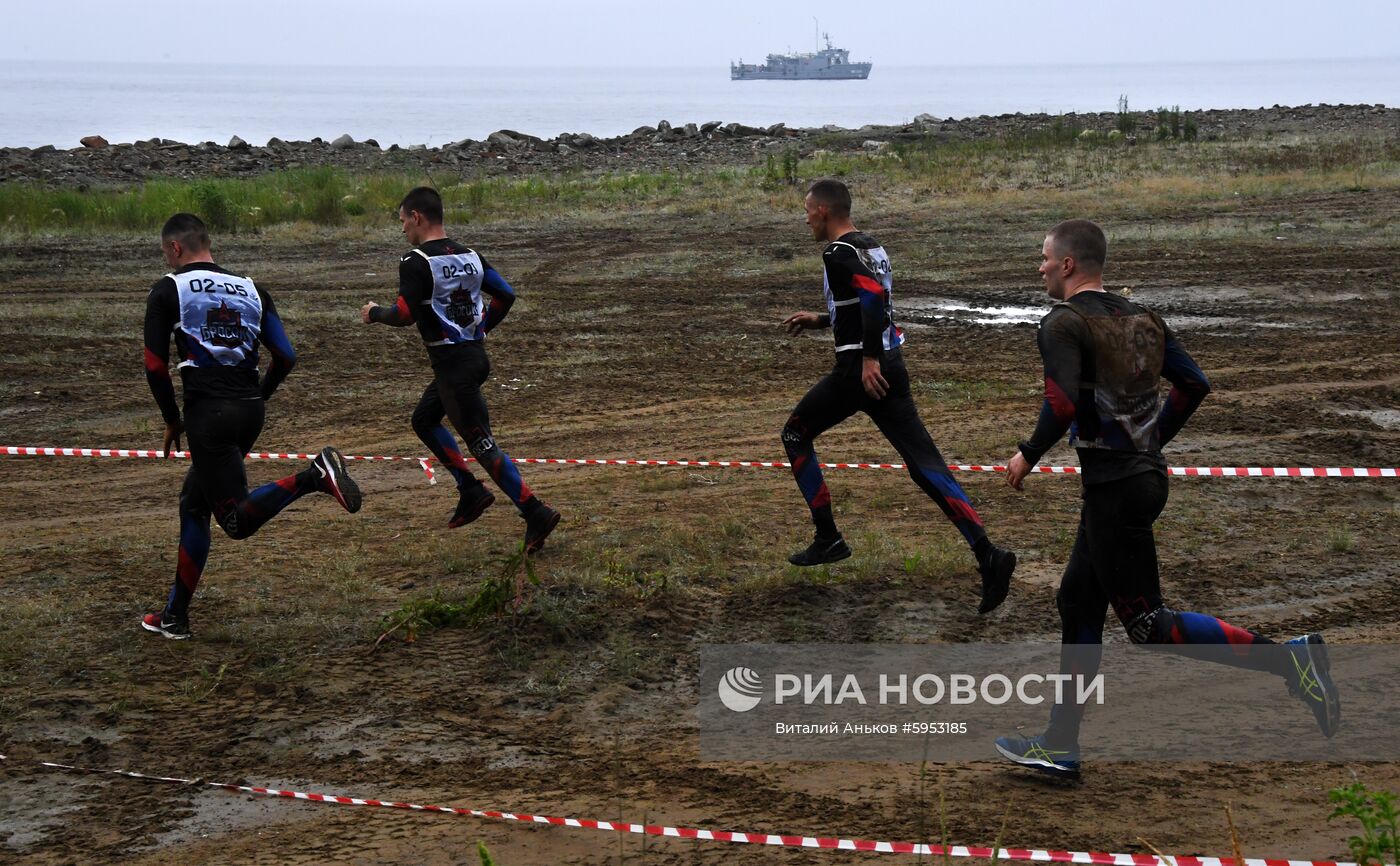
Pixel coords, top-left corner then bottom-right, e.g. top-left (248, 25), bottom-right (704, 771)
top-left (80, 135), bottom-right (109, 149)
top-left (406, 144), bottom-right (427, 152)
top-left (862, 140), bottom-right (888, 151)
top-left (700, 121), bottom-right (723, 134)
top-left (330, 134), bottom-right (356, 149)
top-left (228, 135), bottom-right (249, 149)
top-left (631, 125), bottom-right (657, 137)
top-left (486, 131), bottom-right (518, 148)
top-left (364, 138), bottom-right (380, 148)
top-left (914, 113), bottom-right (939, 124)
top-left (556, 144), bottom-right (576, 155)
top-left (822, 124), bottom-right (846, 133)
top-left (765, 123), bottom-right (787, 136)
top-left (33, 145), bottom-right (56, 155)
top-left (683, 122), bottom-right (699, 138)
top-left (656, 120), bottom-right (673, 133)
top-left (573, 133), bottom-right (598, 147)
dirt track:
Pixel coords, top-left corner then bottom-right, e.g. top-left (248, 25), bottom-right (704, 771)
top-left (1, 180), bottom-right (1398, 864)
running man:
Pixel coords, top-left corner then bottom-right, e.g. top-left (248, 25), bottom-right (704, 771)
top-left (142, 213), bottom-right (361, 640)
top-left (361, 187), bottom-right (559, 552)
top-left (780, 179), bottom-right (1017, 614)
top-left (993, 219), bottom-right (1340, 778)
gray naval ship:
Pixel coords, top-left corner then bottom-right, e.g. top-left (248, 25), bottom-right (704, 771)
top-left (731, 33), bottom-right (872, 81)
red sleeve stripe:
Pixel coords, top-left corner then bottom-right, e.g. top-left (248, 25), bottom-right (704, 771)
top-left (851, 274), bottom-right (885, 296)
top-left (144, 347), bottom-right (170, 377)
top-left (394, 296), bottom-right (412, 320)
top-left (1045, 376), bottom-right (1075, 421)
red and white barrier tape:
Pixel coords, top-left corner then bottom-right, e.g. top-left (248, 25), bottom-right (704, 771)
top-left (0, 754), bottom-right (1368, 866)
top-left (3, 445), bottom-right (1396, 484)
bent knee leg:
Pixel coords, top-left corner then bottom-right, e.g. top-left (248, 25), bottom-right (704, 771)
top-left (781, 415), bottom-right (812, 455)
top-left (466, 431), bottom-right (498, 460)
top-left (1124, 604), bottom-right (1176, 644)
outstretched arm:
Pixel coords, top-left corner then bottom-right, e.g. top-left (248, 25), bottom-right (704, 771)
top-left (258, 289), bottom-right (297, 400)
top-left (143, 278), bottom-right (183, 455)
top-left (1009, 309), bottom-right (1082, 488)
top-left (363, 253), bottom-right (428, 326)
top-left (479, 267), bottom-right (516, 333)
top-left (1156, 328), bottom-right (1211, 447)
top-left (143, 278), bottom-right (181, 428)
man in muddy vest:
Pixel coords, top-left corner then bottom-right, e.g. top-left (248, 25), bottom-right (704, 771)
top-left (993, 218), bottom-right (1341, 778)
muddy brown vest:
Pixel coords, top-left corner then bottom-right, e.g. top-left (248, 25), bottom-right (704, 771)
top-left (1057, 299), bottom-right (1167, 452)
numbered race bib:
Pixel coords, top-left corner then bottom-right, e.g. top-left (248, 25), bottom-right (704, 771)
top-left (173, 269), bottom-right (263, 369)
top-left (414, 248), bottom-right (486, 346)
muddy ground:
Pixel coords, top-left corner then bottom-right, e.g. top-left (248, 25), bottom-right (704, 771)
top-left (0, 177), bottom-right (1398, 864)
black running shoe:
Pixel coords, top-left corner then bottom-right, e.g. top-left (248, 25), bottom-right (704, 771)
top-left (977, 544), bottom-right (1017, 614)
top-left (523, 503), bottom-right (561, 553)
top-left (449, 486), bottom-right (495, 528)
top-left (140, 611), bottom-right (191, 640)
top-left (1285, 633), bottom-right (1342, 738)
top-left (788, 534), bottom-right (852, 567)
top-left (313, 447), bottom-right (362, 514)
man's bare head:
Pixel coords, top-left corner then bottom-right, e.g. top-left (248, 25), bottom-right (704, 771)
top-left (804, 179), bottom-right (853, 241)
top-left (161, 212), bottom-right (210, 253)
top-left (1046, 219), bottom-right (1107, 274)
top-left (1039, 219), bottom-right (1107, 301)
top-left (160, 212), bottom-right (211, 267)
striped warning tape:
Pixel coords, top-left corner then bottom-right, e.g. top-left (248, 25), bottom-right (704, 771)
top-left (3, 445), bottom-right (1396, 483)
top-left (0, 754), bottom-right (1370, 866)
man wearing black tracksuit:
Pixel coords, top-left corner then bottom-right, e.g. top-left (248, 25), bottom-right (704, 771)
top-left (780, 179), bottom-right (1017, 614)
top-left (361, 186), bottom-right (560, 553)
top-left (141, 213), bottom-right (361, 640)
top-left (993, 218), bottom-right (1341, 778)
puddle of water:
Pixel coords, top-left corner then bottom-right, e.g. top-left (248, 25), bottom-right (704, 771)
top-left (1332, 408), bottom-right (1400, 431)
top-left (898, 297), bottom-right (1299, 332)
top-left (1168, 316), bottom-right (1298, 330)
top-left (0, 775), bottom-right (89, 851)
top-left (899, 298), bottom-right (1045, 326)
top-left (150, 778), bottom-right (319, 849)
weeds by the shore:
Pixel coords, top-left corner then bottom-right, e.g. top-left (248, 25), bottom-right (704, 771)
top-left (2, 130), bottom-right (1397, 236)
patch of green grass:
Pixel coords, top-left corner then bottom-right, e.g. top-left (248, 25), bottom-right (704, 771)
top-left (1328, 526), bottom-right (1356, 554)
top-left (5, 132), bottom-right (1397, 237)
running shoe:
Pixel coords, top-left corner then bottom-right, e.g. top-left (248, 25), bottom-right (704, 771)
top-left (1284, 633), bottom-right (1341, 738)
top-left (313, 447), bottom-right (362, 514)
top-left (449, 486), bottom-right (495, 528)
top-left (788, 534), bottom-right (852, 567)
top-left (140, 611), bottom-right (191, 640)
top-left (523, 503), bottom-right (561, 553)
top-left (977, 544), bottom-right (1017, 614)
top-left (993, 734), bottom-right (1081, 779)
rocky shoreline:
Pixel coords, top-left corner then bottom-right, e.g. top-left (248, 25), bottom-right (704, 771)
top-left (2, 104), bottom-right (1394, 188)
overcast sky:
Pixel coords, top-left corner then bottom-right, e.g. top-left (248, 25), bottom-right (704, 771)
top-left (3, 1), bottom-right (1398, 67)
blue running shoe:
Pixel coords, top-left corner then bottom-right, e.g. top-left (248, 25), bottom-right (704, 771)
top-left (994, 734), bottom-right (1081, 779)
top-left (1284, 634), bottom-right (1341, 738)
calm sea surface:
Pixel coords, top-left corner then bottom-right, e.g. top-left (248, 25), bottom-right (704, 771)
top-left (1, 58), bottom-right (1397, 149)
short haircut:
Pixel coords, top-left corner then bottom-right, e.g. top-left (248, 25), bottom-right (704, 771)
top-left (1048, 219), bottom-right (1107, 272)
top-left (399, 186), bottom-right (444, 224)
top-left (807, 179), bottom-right (852, 218)
top-left (161, 212), bottom-right (210, 251)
